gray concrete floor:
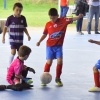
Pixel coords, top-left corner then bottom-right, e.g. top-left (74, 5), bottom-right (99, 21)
top-left (0, 29), bottom-right (100, 100)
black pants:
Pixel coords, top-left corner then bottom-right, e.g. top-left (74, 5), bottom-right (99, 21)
top-left (21, 68), bottom-right (29, 84)
top-left (75, 4), bottom-right (85, 32)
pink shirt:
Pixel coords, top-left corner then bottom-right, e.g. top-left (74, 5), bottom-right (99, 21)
top-left (6, 57), bottom-right (24, 80)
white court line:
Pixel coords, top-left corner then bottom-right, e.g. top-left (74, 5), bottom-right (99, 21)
top-left (64, 48), bottom-right (100, 52)
top-left (0, 46), bottom-right (9, 47)
top-left (0, 46), bottom-right (99, 53)
top-left (25, 47), bottom-right (100, 53)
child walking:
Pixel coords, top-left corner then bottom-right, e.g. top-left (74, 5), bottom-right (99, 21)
top-left (36, 8), bottom-right (83, 86)
top-left (2, 3), bottom-right (31, 65)
top-left (6, 45), bottom-right (35, 85)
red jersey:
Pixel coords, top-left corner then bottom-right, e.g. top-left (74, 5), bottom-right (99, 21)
top-left (60, 0), bottom-right (68, 6)
top-left (43, 17), bottom-right (73, 46)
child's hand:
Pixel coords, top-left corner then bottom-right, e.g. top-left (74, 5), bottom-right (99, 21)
top-left (28, 36), bottom-right (31, 41)
top-left (2, 37), bottom-right (5, 43)
top-left (88, 39), bottom-right (94, 43)
top-left (78, 14), bottom-right (83, 18)
top-left (36, 42), bottom-right (40, 46)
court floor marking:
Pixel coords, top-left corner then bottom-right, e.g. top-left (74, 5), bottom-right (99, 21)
top-left (64, 49), bottom-right (100, 52)
top-left (0, 45), bottom-right (100, 53)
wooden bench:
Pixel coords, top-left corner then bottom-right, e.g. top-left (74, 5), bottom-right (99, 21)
top-left (0, 19), bottom-right (6, 31)
top-left (82, 18), bottom-right (100, 31)
top-left (67, 5), bottom-right (75, 16)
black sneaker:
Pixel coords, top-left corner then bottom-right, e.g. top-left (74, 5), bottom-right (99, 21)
top-left (88, 32), bottom-right (91, 34)
top-left (55, 78), bottom-right (63, 86)
top-left (0, 28), bottom-right (2, 34)
top-left (95, 32), bottom-right (100, 34)
top-left (0, 85), bottom-right (6, 90)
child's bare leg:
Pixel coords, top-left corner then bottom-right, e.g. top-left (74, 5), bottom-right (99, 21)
top-left (14, 78), bottom-right (20, 85)
top-left (15, 82), bottom-right (20, 85)
top-left (93, 66), bottom-right (100, 87)
top-left (9, 49), bottom-right (16, 65)
top-left (56, 58), bottom-right (63, 79)
top-left (11, 49), bottom-right (16, 55)
top-left (44, 59), bottom-right (53, 72)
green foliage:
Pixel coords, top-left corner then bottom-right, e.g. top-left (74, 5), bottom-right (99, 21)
top-left (69, 0), bottom-right (74, 5)
top-left (0, 0), bottom-right (75, 26)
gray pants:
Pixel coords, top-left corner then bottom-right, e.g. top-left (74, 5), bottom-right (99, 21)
top-left (87, 5), bottom-right (99, 32)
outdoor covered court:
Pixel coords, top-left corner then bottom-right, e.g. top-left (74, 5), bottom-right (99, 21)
top-left (0, 29), bottom-right (100, 100)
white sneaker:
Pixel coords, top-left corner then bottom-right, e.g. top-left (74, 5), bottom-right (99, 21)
top-left (80, 32), bottom-right (84, 35)
top-left (89, 87), bottom-right (100, 92)
top-left (77, 32), bottom-right (84, 35)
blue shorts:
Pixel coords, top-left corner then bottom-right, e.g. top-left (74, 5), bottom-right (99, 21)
top-left (11, 43), bottom-right (23, 51)
top-left (46, 46), bottom-right (63, 60)
top-left (95, 60), bottom-right (100, 69)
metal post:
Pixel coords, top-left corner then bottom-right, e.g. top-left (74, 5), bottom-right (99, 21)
top-left (58, 0), bottom-right (60, 17)
top-left (4, 0), bottom-right (6, 9)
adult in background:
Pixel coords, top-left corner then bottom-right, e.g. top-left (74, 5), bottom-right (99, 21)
top-left (87, 0), bottom-right (100, 34)
top-left (74, 0), bottom-right (88, 35)
top-left (0, 27), bottom-right (2, 34)
top-left (60, 0), bottom-right (69, 17)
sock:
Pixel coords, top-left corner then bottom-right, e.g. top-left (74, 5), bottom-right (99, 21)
top-left (44, 63), bottom-right (51, 72)
top-left (56, 64), bottom-right (62, 79)
top-left (94, 72), bottom-right (100, 87)
top-left (9, 54), bottom-right (14, 65)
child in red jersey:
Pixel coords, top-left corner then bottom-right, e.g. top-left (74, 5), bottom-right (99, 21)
top-left (36, 8), bottom-right (83, 86)
top-left (88, 39), bottom-right (100, 92)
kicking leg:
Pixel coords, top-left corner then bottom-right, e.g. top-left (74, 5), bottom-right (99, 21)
top-left (89, 60), bottom-right (100, 92)
top-left (93, 66), bottom-right (100, 87)
top-left (44, 60), bottom-right (53, 72)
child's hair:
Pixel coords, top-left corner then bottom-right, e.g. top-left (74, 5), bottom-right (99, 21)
top-left (18, 45), bottom-right (31, 57)
top-left (13, 2), bottom-right (23, 10)
top-left (48, 8), bottom-right (58, 16)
